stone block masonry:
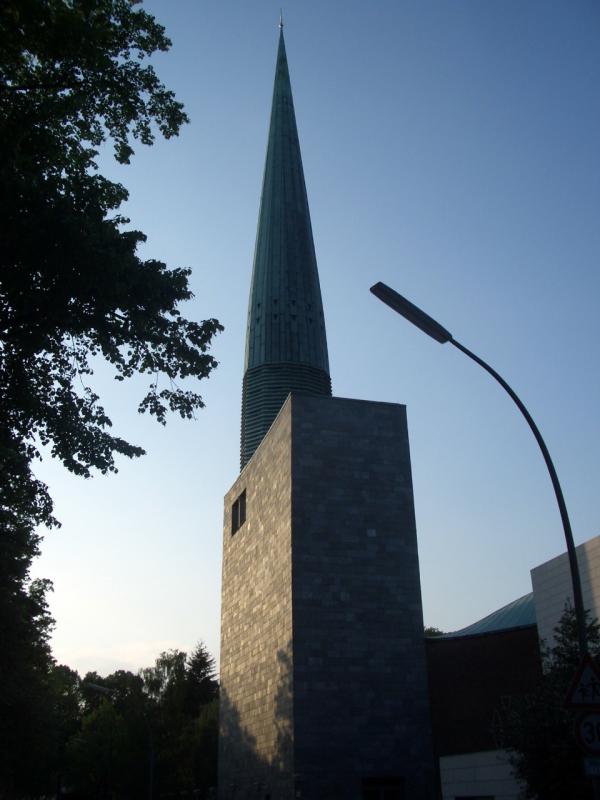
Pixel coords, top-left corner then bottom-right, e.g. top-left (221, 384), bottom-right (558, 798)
top-left (219, 394), bottom-right (436, 800)
top-left (219, 391), bottom-right (294, 799)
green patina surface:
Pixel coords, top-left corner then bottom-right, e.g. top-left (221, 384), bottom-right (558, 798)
top-left (437, 592), bottom-right (537, 639)
top-left (241, 29), bottom-right (331, 467)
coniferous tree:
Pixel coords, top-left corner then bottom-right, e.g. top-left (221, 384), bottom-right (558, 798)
top-left (186, 641), bottom-right (219, 715)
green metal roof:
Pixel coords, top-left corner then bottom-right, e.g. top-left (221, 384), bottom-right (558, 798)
top-left (241, 28), bottom-right (331, 467)
top-left (435, 592), bottom-right (537, 639)
top-left (244, 28), bottom-right (329, 373)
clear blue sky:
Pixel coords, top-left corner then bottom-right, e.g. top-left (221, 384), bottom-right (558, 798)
top-left (34, 0), bottom-right (600, 675)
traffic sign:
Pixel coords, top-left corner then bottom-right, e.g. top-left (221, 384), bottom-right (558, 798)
top-left (583, 756), bottom-right (600, 777)
top-left (566, 655), bottom-right (600, 709)
top-left (576, 713), bottom-right (600, 755)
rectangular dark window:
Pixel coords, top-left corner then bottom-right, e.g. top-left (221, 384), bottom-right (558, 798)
top-left (231, 489), bottom-right (246, 535)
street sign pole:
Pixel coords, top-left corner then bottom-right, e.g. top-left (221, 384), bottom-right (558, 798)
top-left (568, 660), bottom-right (600, 798)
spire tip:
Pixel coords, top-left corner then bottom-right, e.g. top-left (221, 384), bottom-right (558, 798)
top-left (278, 10), bottom-right (283, 31)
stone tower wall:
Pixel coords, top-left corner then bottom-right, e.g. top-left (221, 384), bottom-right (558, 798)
top-left (219, 395), bottom-right (436, 799)
top-left (290, 395), bottom-right (435, 799)
top-left (219, 403), bottom-right (294, 799)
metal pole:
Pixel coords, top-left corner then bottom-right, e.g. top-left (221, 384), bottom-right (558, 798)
top-left (369, 282), bottom-right (588, 657)
top-left (451, 338), bottom-right (587, 656)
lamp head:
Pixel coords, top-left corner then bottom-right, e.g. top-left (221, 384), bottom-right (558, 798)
top-left (370, 282), bottom-right (452, 344)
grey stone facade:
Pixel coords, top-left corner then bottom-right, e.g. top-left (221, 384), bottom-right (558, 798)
top-left (219, 394), bottom-right (435, 799)
top-left (220, 394), bottom-right (294, 799)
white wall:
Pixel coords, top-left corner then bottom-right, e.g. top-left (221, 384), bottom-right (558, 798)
top-left (438, 536), bottom-right (600, 800)
top-left (531, 534), bottom-right (600, 651)
top-left (439, 749), bottom-right (522, 800)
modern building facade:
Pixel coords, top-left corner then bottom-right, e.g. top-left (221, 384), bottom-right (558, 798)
top-left (428, 534), bottom-right (600, 800)
top-left (217, 22), bottom-right (600, 800)
top-left (220, 394), bottom-right (436, 799)
top-left (219, 25), bottom-right (436, 800)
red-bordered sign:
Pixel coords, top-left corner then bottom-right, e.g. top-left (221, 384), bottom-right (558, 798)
top-left (566, 655), bottom-right (600, 709)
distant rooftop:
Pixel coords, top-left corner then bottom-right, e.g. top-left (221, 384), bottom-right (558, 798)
top-left (434, 592), bottom-right (537, 639)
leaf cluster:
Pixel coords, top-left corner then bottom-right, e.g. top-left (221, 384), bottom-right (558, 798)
top-left (1, 0), bottom-right (188, 166)
top-left (68, 643), bottom-right (219, 798)
top-left (1, 0), bottom-right (222, 538)
top-left (424, 625), bottom-right (444, 637)
top-left (0, 5), bottom-right (222, 793)
top-left (1, 637), bottom-right (219, 797)
top-left (497, 604), bottom-right (600, 799)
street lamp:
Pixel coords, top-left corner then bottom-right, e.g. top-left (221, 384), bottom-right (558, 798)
top-left (370, 280), bottom-right (587, 657)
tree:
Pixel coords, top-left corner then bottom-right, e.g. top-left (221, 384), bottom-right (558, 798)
top-left (185, 641), bottom-right (219, 715)
top-left (139, 645), bottom-right (219, 797)
top-left (0, 572), bottom-right (56, 796)
top-left (1, 3), bottom-right (221, 794)
top-left (26, 643), bottom-right (220, 798)
top-left (67, 699), bottom-right (128, 798)
top-left (1, 0), bottom-right (222, 537)
top-left (73, 670), bottom-right (152, 798)
top-left (498, 604), bottom-right (600, 799)
top-left (46, 664), bottom-right (83, 790)
top-left (193, 698), bottom-right (219, 796)
top-left (141, 648), bottom-right (188, 705)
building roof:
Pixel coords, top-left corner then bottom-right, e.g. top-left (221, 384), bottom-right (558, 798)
top-left (436, 592), bottom-right (537, 639)
top-left (241, 28), bottom-right (331, 467)
top-left (244, 28), bottom-right (329, 374)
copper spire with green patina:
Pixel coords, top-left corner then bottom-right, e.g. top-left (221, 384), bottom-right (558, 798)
top-left (241, 26), bottom-right (331, 468)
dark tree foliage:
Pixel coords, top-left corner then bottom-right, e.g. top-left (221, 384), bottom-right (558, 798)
top-left (68, 643), bottom-right (218, 798)
top-left (498, 605), bottom-right (600, 800)
top-left (186, 641), bottom-right (219, 715)
top-left (4, 642), bottom-right (219, 798)
top-left (137, 647), bottom-right (218, 797)
top-left (72, 670), bottom-right (151, 798)
top-left (1, 0), bottom-right (222, 536)
top-left (139, 644), bottom-right (218, 719)
top-left (0, 3), bottom-right (221, 795)
top-left (423, 625), bottom-right (444, 637)
top-left (0, 572), bottom-right (56, 796)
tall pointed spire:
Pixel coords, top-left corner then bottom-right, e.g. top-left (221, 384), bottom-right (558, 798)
top-left (241, 27), bottom-right (331, 468)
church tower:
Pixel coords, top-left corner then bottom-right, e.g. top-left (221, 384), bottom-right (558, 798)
top-left (219, 26), bottom-right (435, 800)
top-left (241, 24), bottom-right (331, 467)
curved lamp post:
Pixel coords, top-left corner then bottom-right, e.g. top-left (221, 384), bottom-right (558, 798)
top-left (370, 281), bottom-right (587, 657)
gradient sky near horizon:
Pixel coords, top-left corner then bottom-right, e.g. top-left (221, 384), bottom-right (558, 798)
top-left (33, 0), bottom-right (599, 677)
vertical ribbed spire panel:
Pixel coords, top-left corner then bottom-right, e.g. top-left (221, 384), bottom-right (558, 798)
top-left (241, 29), bottom-right (331, 468)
